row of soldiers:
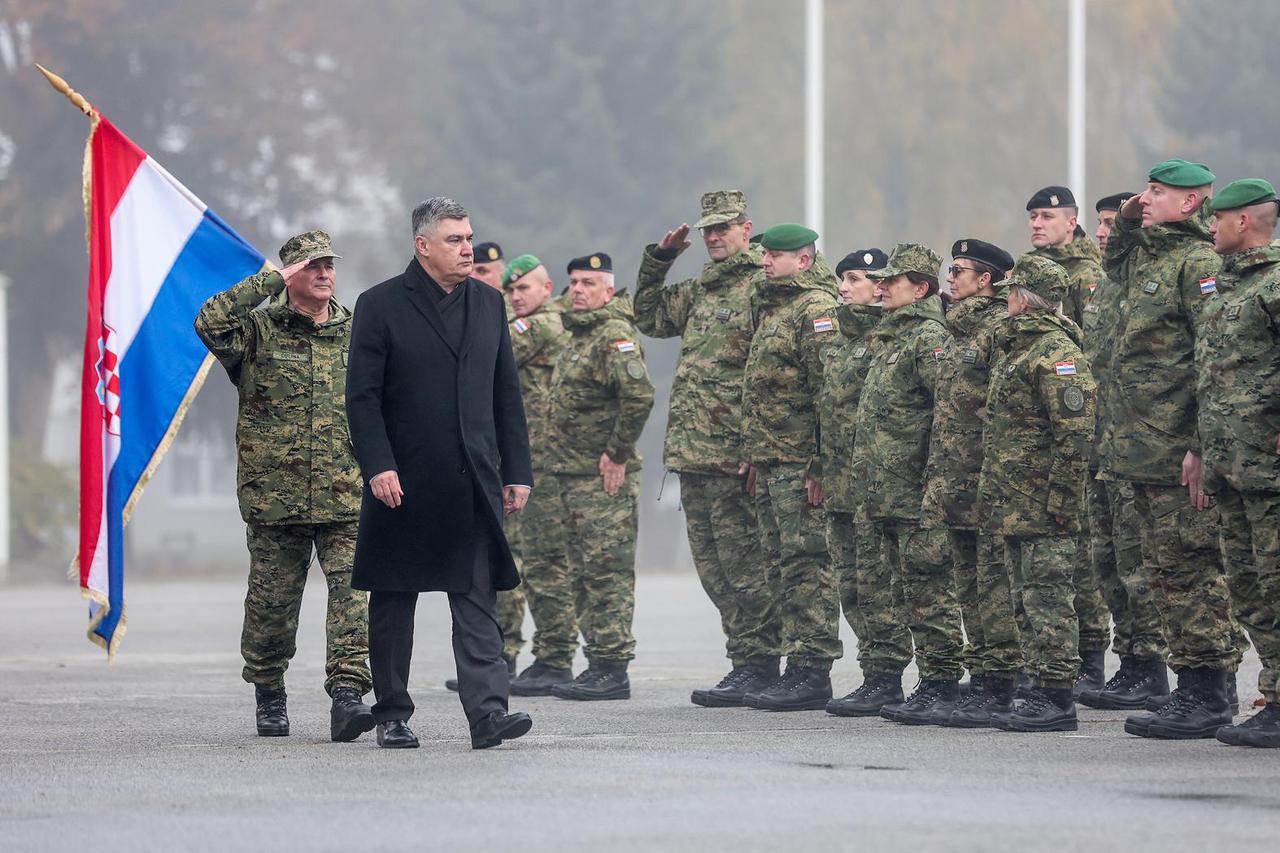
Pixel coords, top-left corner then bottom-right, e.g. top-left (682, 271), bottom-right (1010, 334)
top-left (481, 160), bottom-right (1279, 748)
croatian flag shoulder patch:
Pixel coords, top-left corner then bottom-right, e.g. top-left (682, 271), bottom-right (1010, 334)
top-left (615, 339), bottom-right (637, 353)
top-left (514, 318), bottom-right (530, 333)
top-left (1199, 277), bottom-right (1217, 295)
top-left (813, 317), bottom-right (834, 333)
top-left (1055, 361), bottom-right (1077, 376)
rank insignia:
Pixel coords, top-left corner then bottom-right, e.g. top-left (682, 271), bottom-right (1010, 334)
top-left (1143, 281), bottom-right (1160, 294)
top-left (715, 307), bottom-right (732, 322)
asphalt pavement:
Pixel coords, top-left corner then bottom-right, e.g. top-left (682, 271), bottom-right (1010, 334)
top-left (1, 572), bottom-right (1276, 852)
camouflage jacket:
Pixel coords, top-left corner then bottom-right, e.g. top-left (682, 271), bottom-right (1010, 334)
top-left (1081, 266), bottom-right (1125, 471)
top-left (1030, 228), bottom-right (1104, 328)
top-left (1197, 242), bottom-right (1280, 494)
top-left (920, 294), bottom-right (1007, 529)
top-left (194, 269), bottom-right (362, 525)
top-left (509, 299), bottom-right (568, 472)
top-left (979, 311), bottom-right (1096, 536)
top-left (819, 302), bottom-right (881, 513)
top-left (1099, 209), bottom-right (1221, 484)
top-left (633, 243), bottom-right (761, 475)
top-left (741, 264), bottom-right (840, 470)
top-left (851, 294), bottom-right (949, 521)
top-left (544, 292), bottom-right (655, 475)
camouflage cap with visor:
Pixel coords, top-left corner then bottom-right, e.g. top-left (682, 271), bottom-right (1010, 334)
top-left (867, 242), bottom-right (943, 281)
top-left (1008, 253), bottom-right (1070, 303)
top-left (279, 230), bottom-right (342, 267)
top-left (694, 189), bottom-right (748, 229)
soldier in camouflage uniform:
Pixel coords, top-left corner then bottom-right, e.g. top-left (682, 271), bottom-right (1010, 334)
top-left (980, 254), bottom-right (1096, 733)
top-left (853, 243), bottom-right (960, 726)
top-left (1076, 192), bottom-right (1173, 711)
top-left (820, 249), bottom-right (894, 717)
top-left (1198, 179), bottom-right (1280, 748)
top-left (501, 255), bottom-right (579, 697)
top-left (739, 223), bottom-right (842, 711)
top-left (1103, 159), bottom-right (1243, 740)
top-left (917, 239), bottom-right (1027, 729)
top-left (633, 190), bottom-right (780, 707)
top-left (544, 253), bottom-right (654, 701)
top-left (1025, 186), bottom-right (1113, 684)
top-left (194, 230), bottom-right (374, 743)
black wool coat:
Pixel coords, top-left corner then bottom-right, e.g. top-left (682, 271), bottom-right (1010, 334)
top-left (346, 258), bottom-right (532, 592)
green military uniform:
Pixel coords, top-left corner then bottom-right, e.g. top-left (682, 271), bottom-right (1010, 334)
top-left (921, 288), bottom-right (1023, 681)
top-left (1197, 181), bottom-right (1280, 714)
top-left (633, 192), bottom-right (777, 672)
top-left (1100, 163), bottom-right (1243, 676)
top-left (193, 231), bottom-right (370, 698)
top-left (741, 231), bottom-right (842, 674)
top-left (853, 245), bottom-right (958, 685)
top-left (980, 261), bottom-right (1096, 691)
top-left (544, 289), bottom-right (654, 667)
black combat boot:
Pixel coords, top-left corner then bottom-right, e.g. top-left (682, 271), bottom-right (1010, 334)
top-left (995, 686), bottom-right (1077, 732)
top-left (826, 671), bottom-right (904, 717)
top-left (1145, 671), bottom-right (1238, 714)
top-left (330, 687), bottom-right (376, 742)
top-left (1095, 657), bottom-right (1169, 710)
top-left (1144, 667), bottom-right (1234, 739)
top-left (255, 685), bottom-right (289, 737)
top-left (510, 661), bottom-right (574, 697)
top-left (752, 666), bottom-right (833, 711)
top-left (957, 674), bottom-right (985, 699)
top-left (1216, 702), bottom-right (1280, 748)
top-left (446, 655), bottom-right (516, 692)
top-left (1073, 649), bottom-right (1107, 699)
top-left (945, 675), bottom-right (1016, 728)
top-left (1124, 667), bottom-right (1191, 737)
top-left (1078, 656), bottom-right (1134, 708)
top-left (1014, 670), bottom-right (1034, 701)
top-left (550, 661), bottom-right (630, 701)
top-left (886, 679), bottom-right (961, 726)
top-left (695, 659), bottom-right (779, 708)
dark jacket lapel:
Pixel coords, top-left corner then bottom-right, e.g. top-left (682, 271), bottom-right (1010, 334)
top-left (401, 259), bottom-right (459, 360)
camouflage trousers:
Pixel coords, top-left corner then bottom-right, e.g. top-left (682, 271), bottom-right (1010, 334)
top-left (242, 521), bottom-right (371, 696)
top-left (511, 474), bottom-right (578, 669)
top-left (858, 520), bottom-right (914, 675)
top-left (681, 472), bottom-right (780, 667)
top-left (496, 511), bottom-right (527, 661)
top-left (1074, 529), bottom-right (1111, 654)
top-left (1215, 485), bottom-right (1280, 703)
top-left (894, 522), bottom-right (964, 681)
top-left (1131, 483), bottom-right (1245, 672)
top-left (827, 512), bottom-right (870, 668)
top-left (957, 529), bottom-right (1024, 677)
top-left (1087, 477), bottom-right (1166, 660)
top-left (1004, 534), bottom-right (1079, 688)
top-left (556, 471), bottom-right (639, 663)
top-left (753, 463), bottom-right (842, 670)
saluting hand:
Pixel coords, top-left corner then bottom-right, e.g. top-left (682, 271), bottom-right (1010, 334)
top-left (371, 470), bottom-right (404, 508)
top-left (278, 259), bottom-right (311, 283)
top-left (599, 453), bottom-right (627, 497)
top-left (1120, 194), bottom-right (1144, 220)
top-left (658, 223), bottom-right (692, 257)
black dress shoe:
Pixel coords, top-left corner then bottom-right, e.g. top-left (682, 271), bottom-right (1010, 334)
top-left (255, 685), bottom-right (289, 737)
top-left (376, 720), bottom-right (419, 749)
top-left (330, 687), bottom-right (376, 742)
top-left (471, 711), bottom-right (533, 750)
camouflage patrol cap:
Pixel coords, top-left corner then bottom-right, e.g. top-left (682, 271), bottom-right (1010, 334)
top-left (694, 190), bottom-right (748, 229)
top-left (1008, 253), bottom-right (1070, 303)
top-left (279, 230), bottom-right (342, 267)
top-left (867, 242), bottom-right (943, 281)
top-left (1207, 179), bottom-right (1278, 213)
top-left (502, 253), bottom-right (543, 288)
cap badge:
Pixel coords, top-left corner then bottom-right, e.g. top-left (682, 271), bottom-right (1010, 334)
top-left (960, 241), bottom-right (968, 253)
top-left (487, 247), bottom-right (498, 261)
top-left (1050, 194), bottom-right (1060, 206)
top-left (589, 255), bottom-right (602, 269)
top-left (863, 252), bottom-right (873, 265)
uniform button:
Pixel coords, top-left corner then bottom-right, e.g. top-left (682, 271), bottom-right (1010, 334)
top-left (459, 466), bottom-right (468, 475)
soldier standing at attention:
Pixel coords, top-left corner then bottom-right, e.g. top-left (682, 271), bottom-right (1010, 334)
top-left (980, 255), bottom-right (1096, 733)
top-left (194, 231), bottom-right (374, 742)
top-left (1197, 179), bottom-right (1280, 748)
top-left (853, 244), bottom-right (959, 726)
top-left (1103, 159), bottom-right (1242, 740)
top-left (502, 256), bottom-right (579, 697)
top-left (1093, 192), bottom-right (1136, 256)
top-left (1026, 186), bottom-right (1105, 327)
top-left (471, 242), bottom-right (507, 291)
top-left (633, 190), bottom-right (780, 708)
top-left (919, 239), bottom-right (1028, 729)
top-left (739, 224), bottom-right (843, 711)
top-left (544, 253), bottom-right (655, 701)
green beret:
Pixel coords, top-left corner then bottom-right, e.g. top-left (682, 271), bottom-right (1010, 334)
top-left (279, 230), bottom-right (342, 267)
top-left (1208, 178), bottom-right (1278, 213)
top-left (867, 242), bottom-right (942, 281)
top-left (1148, 158), bottom-right (1216, 188)
top-left (1009, 253), bottom-right (1070, 303)
top-left (694, 189), bottom-right (748, 229)
top-left (502, 253), bottom-right (542, 287)
top-left (759, 223), bottom-right (819, 252)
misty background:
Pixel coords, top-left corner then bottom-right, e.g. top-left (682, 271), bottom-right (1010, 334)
top-left (0, 0), bottom-right (1276, 579)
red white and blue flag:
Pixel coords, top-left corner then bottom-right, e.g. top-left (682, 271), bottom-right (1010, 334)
top-left (78, 114), bottom-right (264, 657)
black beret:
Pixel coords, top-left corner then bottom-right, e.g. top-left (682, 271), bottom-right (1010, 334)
top-left (1094, 192), bottom-right (1136, 213)
top-left (474, 242), bottom-right (503, 263)
top-left (566, 252), bottom-right (612, 274)
top-left (951, 238), bottom-right (1014, 274)
top-left (835, 248), bottom-right (888, 277)
top-left (749, 232), bottom-right (764, 245)
top-left (1026, 186), bottom-right (1077, 210)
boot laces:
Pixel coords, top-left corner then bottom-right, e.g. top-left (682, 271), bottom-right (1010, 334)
top-left (260, 695), bottom-right (287, 714)
top-left (714, 667), bottom-right (754, 690)
top-left (1099, 668), bottom-right (1134, 693)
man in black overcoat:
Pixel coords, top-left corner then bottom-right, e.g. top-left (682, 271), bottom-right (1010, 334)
top-left (346, 196), bottom-right (535, 750)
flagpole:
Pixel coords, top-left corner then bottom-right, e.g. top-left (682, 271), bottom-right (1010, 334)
top-left (36, 64), bottom-right (95, 117)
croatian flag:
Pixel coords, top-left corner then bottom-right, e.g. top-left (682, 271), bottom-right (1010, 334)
top-left (79, 114), bottom-right (264, 657)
